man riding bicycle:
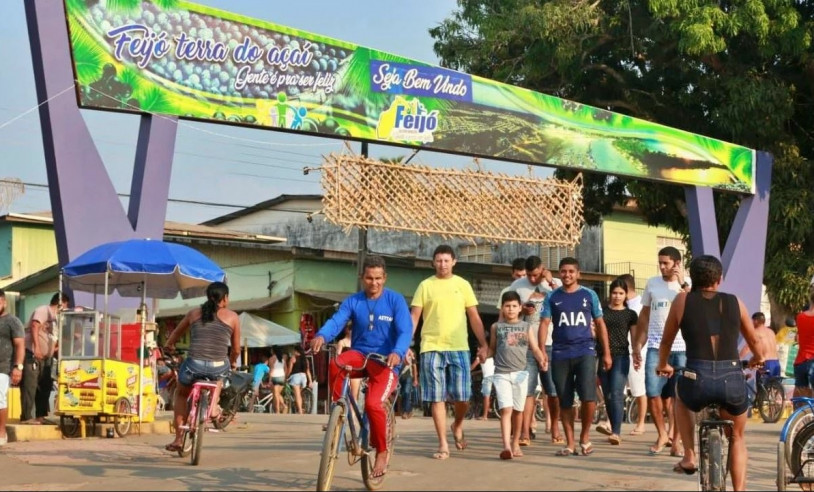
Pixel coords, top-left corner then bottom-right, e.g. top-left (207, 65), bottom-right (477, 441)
top-left (163, 281), bottom-right (241, 452)
top-left (310, 255), bottom-right (412, 479)
top-left (655, 255), bottom-right (765, 491)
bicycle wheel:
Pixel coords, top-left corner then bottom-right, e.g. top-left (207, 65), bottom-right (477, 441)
top-left (791, 421), bottom-right (814, 479)
top-left (213, 401), bottom-right (237, 430)
top-left (317, 402), bottom-right (345, 491)
top-left (786, 408), bottom-right (814, 469)
top-left (179, 431), bottom-right (192, 457)
top-left (191, 391), bottom-right (208, 466)
top-left (113, 397), bottom-right (132, 437)
top-left (703, 428), bottom-right (725, 491)
top-left (362, 399), bottom-right (395, 491)
top-left (534, 396), bottom-right (546, 422)
top-left (303, 388), bottom-right (314, 414)
top-left (758, 380), bottom-right (785, 424)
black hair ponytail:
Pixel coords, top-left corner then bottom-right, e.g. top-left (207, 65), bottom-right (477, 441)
top-left (201, 281), bottom-right (229, 323)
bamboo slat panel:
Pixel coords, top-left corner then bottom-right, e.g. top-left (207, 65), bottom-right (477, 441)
top-left (311, 153), bottom-right (585, 246)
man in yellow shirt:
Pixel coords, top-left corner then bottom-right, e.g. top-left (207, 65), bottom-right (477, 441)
top-left (411, 245), bottom-right (488, 460)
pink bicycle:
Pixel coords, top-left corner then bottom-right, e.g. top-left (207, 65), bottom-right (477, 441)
top-left (163, 351), bottom-right (223, 466)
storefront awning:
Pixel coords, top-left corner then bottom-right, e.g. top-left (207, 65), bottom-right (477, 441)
top-left (157, 294), bottom-right (289, 318)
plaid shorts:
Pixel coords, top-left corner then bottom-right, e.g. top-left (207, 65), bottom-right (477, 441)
top-left (420, 350), bottom-right (471, 403)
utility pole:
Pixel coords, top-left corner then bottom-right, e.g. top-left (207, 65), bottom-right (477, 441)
top-left (356, 141), bottom-right (368, 290)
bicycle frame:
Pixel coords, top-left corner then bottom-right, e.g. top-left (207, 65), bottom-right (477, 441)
top-left (698, 405), bottom-right (734, 492)
top-left (185, 380), bottom-right (219, 432)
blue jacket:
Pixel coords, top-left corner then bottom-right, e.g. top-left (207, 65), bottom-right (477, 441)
top-left (316, 288), bottom-right (413, 360)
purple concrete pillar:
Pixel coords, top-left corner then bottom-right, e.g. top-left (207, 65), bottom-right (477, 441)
top-left (685, 152), bottom-right (772, 312)
top-left (25, 0), bottom-right (178, 307)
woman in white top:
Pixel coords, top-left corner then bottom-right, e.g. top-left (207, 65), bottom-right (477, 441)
top-left (269, 347), bottom-right (287, 414)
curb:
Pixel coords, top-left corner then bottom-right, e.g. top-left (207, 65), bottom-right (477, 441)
top-left (6, 418), bottom-right (172, 442)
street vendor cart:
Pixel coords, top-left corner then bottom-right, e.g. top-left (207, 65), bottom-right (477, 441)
top-left (55, 238), bottom-right (225, 438)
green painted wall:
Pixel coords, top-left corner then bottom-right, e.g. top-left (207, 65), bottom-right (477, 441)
top-left (0, 225), bottom-right (11, 278)
top-left (603, 211), bottom-right (684, 291)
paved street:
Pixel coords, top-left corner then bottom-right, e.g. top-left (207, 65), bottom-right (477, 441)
top-left (0, 412), bottom-right (784, 490)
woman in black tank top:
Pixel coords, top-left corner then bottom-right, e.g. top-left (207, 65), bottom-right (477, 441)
top-left (163, 281), bottom-right (241, 453)
top-left (653, 256), bottom-right (765, 491)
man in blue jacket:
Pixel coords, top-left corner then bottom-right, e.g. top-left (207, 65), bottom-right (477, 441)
top-left (311, 255), bottom-right (412, 478)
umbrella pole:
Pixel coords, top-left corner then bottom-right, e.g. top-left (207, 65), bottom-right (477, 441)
top-left (138, 280), bottom-right (145, 435)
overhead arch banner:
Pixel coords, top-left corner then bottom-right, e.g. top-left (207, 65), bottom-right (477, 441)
top-left (64, 0), bottom-right (755, 193)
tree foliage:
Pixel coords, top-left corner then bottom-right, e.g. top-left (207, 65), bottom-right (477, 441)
top-left (431, 0), bottom-right (814, 310)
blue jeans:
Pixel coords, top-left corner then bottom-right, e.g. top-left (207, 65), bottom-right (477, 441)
top-left (598, 355), bottom-right (630, 435)
top-left (645, 348), bottom-right (686, 397)
top-left (400, 377), bottom-right (415, 414)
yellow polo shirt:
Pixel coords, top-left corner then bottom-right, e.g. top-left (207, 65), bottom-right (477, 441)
top-left (411, 275), bottom-right (478, 352)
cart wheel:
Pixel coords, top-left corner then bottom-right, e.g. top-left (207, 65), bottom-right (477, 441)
top-left (59, 415), bottom-right (81, 438)
top-left (113, 398), bottom-right (133, 437)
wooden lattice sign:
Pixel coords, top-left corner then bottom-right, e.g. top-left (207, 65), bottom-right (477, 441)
top-left (311, 153), bottom-right (585, 246)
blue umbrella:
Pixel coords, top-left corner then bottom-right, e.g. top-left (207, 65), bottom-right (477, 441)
top-left (62, 238), bottom-right (226, 299)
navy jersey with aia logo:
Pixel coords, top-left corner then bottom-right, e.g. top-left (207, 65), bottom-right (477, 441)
top-left (541, 286), bottom-right (603, 361)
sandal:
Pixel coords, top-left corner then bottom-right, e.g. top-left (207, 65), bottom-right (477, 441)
top-left (673, 461), bottom-right (698, 475)
top-left (580, 441), bottom-right (594, 456)
top-left (432, 450), bottom-right (450, 460)
top-left (164, 442), bottom-right (183, 452)
top-left (518, 438), bottom-right (531, 447)
top-left (499, 449), bottom-right (513, 460)
top-left (556, 447), bottom-right (576, 456)
top-left (451, 425), bottom-right (468, 450)
top-left (608, 434), bottom-right (621, 446)
top-left (551, 436), bottom-right (565, 445)
top-left (595, 424), bottom-right (612, 436)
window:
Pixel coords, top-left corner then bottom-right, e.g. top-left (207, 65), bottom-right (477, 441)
top-left (541, 245), bottom-right (575, 270)
top-left (459, 244), bottom-right (493, 263)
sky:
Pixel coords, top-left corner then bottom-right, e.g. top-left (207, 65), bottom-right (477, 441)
top-left (0, 0), bottom-right (554, 225)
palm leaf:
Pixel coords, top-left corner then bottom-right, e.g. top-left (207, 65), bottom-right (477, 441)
top-left (69, 18), bottom-right (106, 84)
top-left (151, 0), bottom-right (180, 10)
top-left (64, 0), bottom-right (87, 14)
top-left (136, 86), bottom-right (175, 113)
top-left (104, 0), bottom-right (141, 13)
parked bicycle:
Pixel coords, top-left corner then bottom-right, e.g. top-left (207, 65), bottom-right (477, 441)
top-left (778, 396), bottom-right (814, 490)
top-left (317, 352), bottom-right (397, 491)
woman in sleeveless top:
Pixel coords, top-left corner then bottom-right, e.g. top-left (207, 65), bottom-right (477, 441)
top-left (287, 346), bottom-right (313, 413)
top-left (269, 347), bottom-right (287, 414)
top-left (163, 281), bottom-right (241, 452)
top-left (655, 256), bottom-right (764, 491)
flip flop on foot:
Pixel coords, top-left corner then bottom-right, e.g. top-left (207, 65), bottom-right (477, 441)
top-left (432, 450), bottom-right (450, 460)
top-left (673, 461), bottom-right (698, 475)
top-left (580, 441), bottom-right (594, 456)
top-left (499, 449), bottom-right (513, 460)
top-left (451, 425), bottom-right (468, 450)
top-left (551, 435), bottom-right (565, 445)
top-left (629, 428), bottom-right (646, 436)
top-left (556, 447), bottom-right (576, 456)
top-left (595, 424), bottom-right (612, 436)
top-left (164, 442), bottom-right (183, 452)
top-left (608, 434), bottom-right (621, 446)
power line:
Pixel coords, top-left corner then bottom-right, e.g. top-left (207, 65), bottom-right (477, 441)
top-left (0, 178), bottom-right (251, 209)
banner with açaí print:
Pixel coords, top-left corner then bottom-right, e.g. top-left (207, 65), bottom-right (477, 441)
top-left (64, 0), bottom-right (755, 192)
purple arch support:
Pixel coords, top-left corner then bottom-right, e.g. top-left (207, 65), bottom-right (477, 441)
top-left (685, 152), bottom-right (773, 312)
top-left (25, 0), bottom-right (176, 262)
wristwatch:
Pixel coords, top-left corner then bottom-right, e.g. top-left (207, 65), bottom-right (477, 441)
top-left (13, 363), bottom-right (23, 371)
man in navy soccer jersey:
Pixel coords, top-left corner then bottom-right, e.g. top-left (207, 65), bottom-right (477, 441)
top-left (539, 257), bottom-right (611, 457)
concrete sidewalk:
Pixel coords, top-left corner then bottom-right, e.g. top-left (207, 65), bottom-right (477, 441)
top-left (6, 414), bottom-right (173, 442)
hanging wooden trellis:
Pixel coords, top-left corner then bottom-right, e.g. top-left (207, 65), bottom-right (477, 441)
top-left (307, 153), bottom-right (585, 246)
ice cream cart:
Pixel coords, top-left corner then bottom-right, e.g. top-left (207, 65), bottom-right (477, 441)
top-left (54, 238), bottom-right (226, 438)
top-left (56, 309), bottom-right (157, 438)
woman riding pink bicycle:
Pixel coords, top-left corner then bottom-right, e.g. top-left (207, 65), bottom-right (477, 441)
top-left (163, 281), bottom-right (241, 453)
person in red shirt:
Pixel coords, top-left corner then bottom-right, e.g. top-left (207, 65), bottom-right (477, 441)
top-left (793, 288), bottom-right (814, 399)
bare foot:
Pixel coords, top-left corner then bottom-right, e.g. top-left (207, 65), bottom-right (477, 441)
top-left (512, 447), bottom-right (524, 457)
top-left (372, 450), bottom-right (389, 477)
